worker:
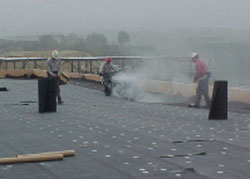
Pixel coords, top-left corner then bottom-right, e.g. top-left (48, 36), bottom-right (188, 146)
top-left (99, 57), bottom-right (120, 81)
top-left (189, 52), bottom-right (210, 108)
top-left (47, 50), bottom-right (64, 104)
top-left (99, 58), bottom-right (116, 75)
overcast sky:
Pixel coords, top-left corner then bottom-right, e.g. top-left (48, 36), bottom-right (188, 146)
top-left (0, 0), bottom-right (250, 36)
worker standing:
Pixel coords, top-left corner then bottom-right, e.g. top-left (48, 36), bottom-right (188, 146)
top-left (99, 58), bottom-right (116, 75)
top-left (189, 52), bottom-right (210, 108)
top-left (47, 50), bottom-right (64, 104)
top-left (99, 58), bottom-right (117, 80)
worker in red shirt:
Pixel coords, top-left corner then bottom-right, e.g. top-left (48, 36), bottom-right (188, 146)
top-left (189, 52), bottom-right (210, 108)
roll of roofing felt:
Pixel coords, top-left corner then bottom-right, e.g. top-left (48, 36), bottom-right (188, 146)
top-left (0, 87), bottom-right (8, 91)
top-left (0, 154), bottom-right (63, 165)
top-left (209, 81), bottom-right (228, 120)
top-left (45, 78), bottom-right (57, 112)
top-left (38, 78), bottom-right (48, 113)
top-left (38, 78), bottom-right (57, 113)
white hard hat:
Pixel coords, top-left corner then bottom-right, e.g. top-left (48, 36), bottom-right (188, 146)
top-left (191, 52), bottom-right (198, 59)
top-left (52, 50), bottom-right (60, 60)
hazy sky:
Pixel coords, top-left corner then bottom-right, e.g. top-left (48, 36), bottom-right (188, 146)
top-left (1, 0), bottom-right (250, 36)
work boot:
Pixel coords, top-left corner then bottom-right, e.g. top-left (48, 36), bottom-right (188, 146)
top-left (205, 104), bottom-right (211, 109)
top-left (188, 103), bottom-right (200, 108)
top-left (58, 98), bottom-right (64, 105)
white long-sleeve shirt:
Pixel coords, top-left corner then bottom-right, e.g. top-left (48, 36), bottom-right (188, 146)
top-left (99, 62), bottom-right (116, 74)
top-left (47, 57), bottom-right (61, 75)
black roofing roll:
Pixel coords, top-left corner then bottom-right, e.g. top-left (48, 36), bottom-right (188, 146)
top-left (209, 81), bottom-right (227, 120)
top-left (0, 87), bottom-right (8, 91)
top-left (45, 78), bottom-right (57, 112)
top-left (38, 78), bottom-right (47, 113)
top-left (38, 78), bottom-right (57, 113)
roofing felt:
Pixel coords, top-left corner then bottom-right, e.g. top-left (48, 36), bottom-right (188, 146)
top-left (0, 79), bottom-right (249, 179)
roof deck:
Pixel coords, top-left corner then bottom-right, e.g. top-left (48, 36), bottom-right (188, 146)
top-left (0, 79), bottom-right (249, 178)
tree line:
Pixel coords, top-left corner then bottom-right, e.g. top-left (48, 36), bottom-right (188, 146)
top-left (0, 31), bottom-right (156, 56)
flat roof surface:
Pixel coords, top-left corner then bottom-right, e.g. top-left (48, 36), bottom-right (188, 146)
top-left (0, 79), bottom-right (249, 179)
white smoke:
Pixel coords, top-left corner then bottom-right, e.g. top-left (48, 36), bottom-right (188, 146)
top-left (112, 71), bottom-right (167, 103)
top-left (112, 57), bottom-right (191, 103)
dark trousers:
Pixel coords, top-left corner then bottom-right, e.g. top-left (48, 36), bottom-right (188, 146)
top-left (102, 73), bottom-right (112, 83)
top-left (195, 78), bottom-right (210, 106)
top-left (48, 72), bottom-right (62, 102)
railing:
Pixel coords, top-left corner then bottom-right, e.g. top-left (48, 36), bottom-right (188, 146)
top-left (1, 56), bottom-right (211, 85)
top-left (0, 56), bottom-right (142, 74)
top-left (1, 55), bottom-right (250, 87)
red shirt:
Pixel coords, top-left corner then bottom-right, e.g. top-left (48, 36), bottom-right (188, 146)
top-left (194, 58), bottom-right (207, 82)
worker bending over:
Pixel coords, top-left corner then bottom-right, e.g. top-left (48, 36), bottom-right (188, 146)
top-left (189, 52), bottom-right (210, 108)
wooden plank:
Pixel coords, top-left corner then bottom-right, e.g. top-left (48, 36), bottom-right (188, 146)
top-left (31, 69), bottom-right (47, 78)
top-left (65, 72), bottom-right (82, 79)
top-left (0, 70), bottom-right (5, 78)
top-left (0, 154), bottom-right (63, 165)
top-left (83, 74), bottom-right (101, 82)
top-left (143, 80), bottom-right (250, 104)
top-left (17, 150), bottom-right (75, 157)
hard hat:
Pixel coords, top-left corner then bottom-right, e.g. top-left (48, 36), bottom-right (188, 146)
top-left (191, 52), bottom-right (198, 59)
top-left (105, 58), bottom-right (112, 63)
top-left (52, 50), bottom-right (60, 60)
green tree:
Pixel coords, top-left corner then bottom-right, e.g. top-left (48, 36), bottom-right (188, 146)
top-left (117, 31), bottom-right (130, 46)
top-left (38, 35), bottom-right (58, 50)
top-left (86, 33), bottom-right (108, 55)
